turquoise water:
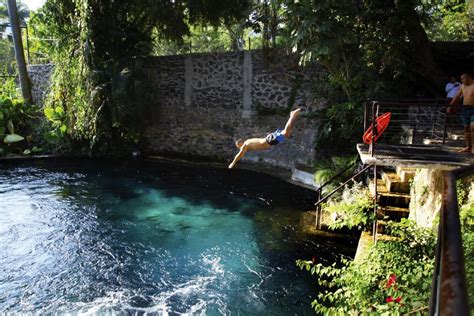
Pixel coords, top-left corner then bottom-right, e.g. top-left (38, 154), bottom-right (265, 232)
top-left (0, 159), bottom-right (356, 314)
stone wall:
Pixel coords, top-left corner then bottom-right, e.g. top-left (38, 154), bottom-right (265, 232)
top-left (144, 107), bottom-right (317, 168)
top-left (135, 56), bottom-right (185, 108)
top-left (27, 64), bottom-right (54, 105)
top-left (134, 49), bottom-right (330, 169)
top-left (27, 50), bottom-right (329, 169)
top-left (409, 169), bottom-right (444, 228)
top-left (250, 51), bottom-right (329, 112)
top-left (134, 50), bottom-right (330, 112)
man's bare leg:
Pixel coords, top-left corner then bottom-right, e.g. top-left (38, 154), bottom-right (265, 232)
top-left (281, 108), bottom-right (301, 138)
top-left (460, 125), bottom-right (472, 153)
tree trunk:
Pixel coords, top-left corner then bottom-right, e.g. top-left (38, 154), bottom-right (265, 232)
top-left (401, 3), bottom-right (445, 96)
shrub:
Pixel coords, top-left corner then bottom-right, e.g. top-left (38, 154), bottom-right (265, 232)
top-left (0, 96), bottom-right (45, 156)
top-left (323, 182), bottom-right (375, 230)
top-left (297, 219), bottom-right (435, 314)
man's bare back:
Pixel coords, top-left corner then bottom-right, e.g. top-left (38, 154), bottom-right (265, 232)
top-left (462, 83), bottom-right (474, 105)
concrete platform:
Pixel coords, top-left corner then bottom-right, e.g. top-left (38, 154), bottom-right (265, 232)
top-left (357, 143), bottom-right (473, 169)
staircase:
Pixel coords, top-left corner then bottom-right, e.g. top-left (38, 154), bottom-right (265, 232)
top-left (369, 166), bottom-right (415, 234)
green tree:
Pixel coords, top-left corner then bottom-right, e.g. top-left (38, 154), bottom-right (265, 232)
top-left (0, 0), bottom-right (29, 77)
top-left (424, 1), bottom-right (470, 41)
top-left (34, 0), bottom-right (251, 154)
top-left (284, 0), bottom-right (458, 154)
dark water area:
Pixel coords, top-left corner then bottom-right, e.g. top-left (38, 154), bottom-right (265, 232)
top-left (0, 158), bottom-right (357, 314)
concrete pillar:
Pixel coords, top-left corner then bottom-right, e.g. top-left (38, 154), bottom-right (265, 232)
top-left (242, 51), bottom-right (254, 118)
top-left (184, 55), bottom-right (193, 106)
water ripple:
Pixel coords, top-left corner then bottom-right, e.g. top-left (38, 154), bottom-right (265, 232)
top-left (0, 160), bottom-right (356, 314)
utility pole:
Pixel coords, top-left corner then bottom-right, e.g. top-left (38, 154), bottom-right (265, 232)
top-left (7, 0), bottom-right (32, 104)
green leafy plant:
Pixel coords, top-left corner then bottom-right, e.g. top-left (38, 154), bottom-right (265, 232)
top-left (35, 0), bottom-right (252, 156)
top-left (297, 219), bottom-right (435, 314)
top-left (0, 96), bottom-right (45, 156)
top-left (323, 182), bottom-right (375, 230)
top-left (43, 105), bottom-right (67, 142)
top-left (459, 179), bottom-right (474, 309)
top-left (424, 2), bottom-right (470, 41)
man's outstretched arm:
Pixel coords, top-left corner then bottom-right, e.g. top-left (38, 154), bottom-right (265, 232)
top-left (229, 146), bottom-right (247, 169)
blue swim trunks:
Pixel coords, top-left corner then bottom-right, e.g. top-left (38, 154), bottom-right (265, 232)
top-left (266, 129), bottom-right (285, 145)
top-left (461, 106), bottom-right (474, 126)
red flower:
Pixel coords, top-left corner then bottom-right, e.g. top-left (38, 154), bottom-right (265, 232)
top-left (312, 257), bottom-right (317, 263)
top-left (386, 274), bottom-right (396, 288)
top-left (385, 296), bottom-right (402, 304)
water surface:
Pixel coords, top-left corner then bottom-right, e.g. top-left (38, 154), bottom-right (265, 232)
top-left (0, 159), bottom-right (356, 314)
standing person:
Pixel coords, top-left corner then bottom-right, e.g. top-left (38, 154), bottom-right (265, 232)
top-left (228, 108), bottom-right (301, 169)
top-left (448, 72), bottom-right (474, 153)
top-left (445, 75), bottom-right (461, 103)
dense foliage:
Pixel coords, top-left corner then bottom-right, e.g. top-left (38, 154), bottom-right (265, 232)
top-left (424, 1), bottom-right (471, 41)
top-left (284, 0), bottom-right (457, 153)
top-left (2, 0), bottom-right (467, 156)
top-left (298, 178), bottom-right (474, 314)
top-left (297, 219), bottom-right (436, 314)
top-left (32, 0), bottom-right (251, 155)
top-left (458, 178), bottom-right (474, 310)
top-left (0, 80), bottom-right (45, 156)
top-left (324, 182), bottom-right (375, 230)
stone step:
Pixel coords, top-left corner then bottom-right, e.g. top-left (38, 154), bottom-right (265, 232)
top-left (377, 206), bottom-right (410, 221)
top-left (376, 220), bottom-right (403, 235)
top-left (395, 166), bottom-right (416, 183)
top-left (376, 220), bottom-right (389, 235)
top-left (369, 179), bottom-right (411, 208)
top-left (381, 170), bottom-right (410, 193)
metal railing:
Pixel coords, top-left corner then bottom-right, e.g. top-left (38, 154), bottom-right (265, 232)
top-left (429, 164), bottom-right (474, 316)
top-left (313, 164), bottom-right (372, 229)
top-left (363, 100), bottom-right (464, 156)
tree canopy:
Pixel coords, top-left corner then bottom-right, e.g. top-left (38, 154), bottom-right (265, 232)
top-left (32, 0), bottom-right (251, 154)
top-left (23, 0), bottom-right (473, 155)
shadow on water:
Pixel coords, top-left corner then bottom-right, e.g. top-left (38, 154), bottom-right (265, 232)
top-left (0, 158), bottom-right (357, 314)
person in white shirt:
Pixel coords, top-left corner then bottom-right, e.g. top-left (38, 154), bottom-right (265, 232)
top-left (445, 75), bottom-right (461, 102)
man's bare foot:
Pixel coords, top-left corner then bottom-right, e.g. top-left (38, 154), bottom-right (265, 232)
top-left (235, 139), bottom-right (243, 149)
top-left (459, 147), bottom-right (472, 153)
top-left (290, 108), bottom-right (301, 117)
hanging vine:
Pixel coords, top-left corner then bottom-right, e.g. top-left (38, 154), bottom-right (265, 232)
top-left (34, 0), bottom-right (250, 155)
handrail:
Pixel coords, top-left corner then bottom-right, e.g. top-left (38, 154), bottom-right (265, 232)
top-left (364, 99), bottom-right (460, 148)
top-left (316, 161), bottom-right (356, 195)
top-left (314, 164), bottom-right (372, 209)
top-left (429, 164), bottom-right (474, 315)
top-left (313, 161), bottom-right (358, 229)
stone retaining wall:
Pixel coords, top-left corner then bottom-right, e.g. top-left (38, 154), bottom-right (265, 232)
top-left (134, 50), bottom-right (330, 169)
top-left (144, 106), bottom-right (317, 168)
top-left (27, 50), bottom-right (330, 169)
top-left (27, 64), bottom-right (54, 105)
